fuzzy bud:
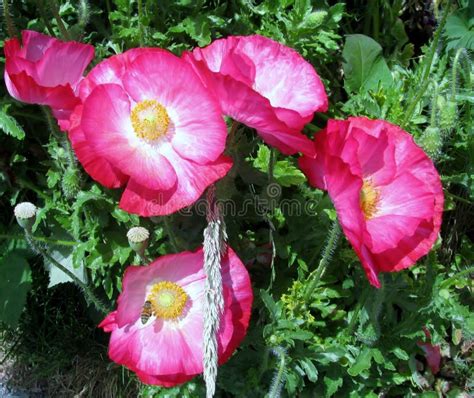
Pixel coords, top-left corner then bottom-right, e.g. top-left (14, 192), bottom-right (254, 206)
top-left (14, 202), bottom-right (37, 231)
top-left (305, 11), bottom-right (328, 28)
top-left (419, 126), bottom-right (442, 160)
top-left (438, 99), bottom-right (457, 132)
top-left (61, 167), bottom-right (81, 199)
top-left (127, 226), bottom-right (150, 254)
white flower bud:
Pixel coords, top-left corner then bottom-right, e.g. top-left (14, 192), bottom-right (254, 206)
top-left (14, 202), bottom-right (37, 231)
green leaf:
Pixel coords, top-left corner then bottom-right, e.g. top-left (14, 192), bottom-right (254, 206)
top-left (43, 230), bottom-right (87, 288)
top-left (299, 358), bottom-right (318, 382)
top-left (342, 34), bottom-right (393, 94)
top-left (252, 145), bottom-right (306, 187)
top-left (0, 106), bottom-right (26, 140)
top-left (286, 330), bottom-right (313, 341)
top-left (348, 347), bottom-right (373, 376)
top-left (444, 9), bottom-right (474, 51)
top-left (0, 251), bottom-right (32, 327)
top-left (169, 16), bottom-right (211, 46)
top-left (260, 289), bottom-right (280, 321)
top-left (324, 374), bottom-right (343, 397)
top-left (391, 347), bottom-right (409, 361)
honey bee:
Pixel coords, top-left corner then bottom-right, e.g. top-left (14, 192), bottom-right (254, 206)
top-left (141, 300), bottom-right (153, 324)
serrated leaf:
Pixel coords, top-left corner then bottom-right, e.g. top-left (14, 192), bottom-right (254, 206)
top-left (0, 251), bottom-right (32, 327)
top-left (0, 107), bottom-right (26, 140)
top-left (348, 347), bottom-right (373, 376)
top-left (324, 374), bottom-right (343, 397)
top-left (342, 34), bottom-right (393, 94)
top-left (253, 145), bottom-right (307, 187)
top-left (260, 289), bottom-right (280, 321)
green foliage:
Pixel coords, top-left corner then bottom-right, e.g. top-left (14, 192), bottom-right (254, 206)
top-left (0, 250), bottom-right (32, 327)
top-left (252, 145), bottom-right (306, 188)
top-left (0, 0), bottom-right (473, 397)
top-left (0, 105), bottom-right (25, 140)
top-left (342, 34), bottom-right (393, 94)
top-left (444, 7), bottom-right (474, 51)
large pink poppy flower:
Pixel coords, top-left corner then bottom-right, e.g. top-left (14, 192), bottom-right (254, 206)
top-left (3, 30), bottom-right (94, 121)
top-left (99, 247), bottom-right (253, 387)
top-left (299, 117), bottom-right (444, 287)
top-left (65, 48), bottom-right (232, 216)
top-left (183, 35), bottom-right (328, 157)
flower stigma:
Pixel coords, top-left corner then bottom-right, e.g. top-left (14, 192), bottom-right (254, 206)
top-left (147, 281), bottom-right (188, 320)
top-left (131, 99), bottom-right (170, 141)
top-left (360, 179), bottom-right (380, 220)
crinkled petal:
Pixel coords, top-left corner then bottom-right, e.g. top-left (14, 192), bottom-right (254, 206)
top-left (123, 51), bottom-right (227, 164)
top-left (119, 151), bottom-right (232, 217)
top-left (81, 83), bottom-right (177, 191)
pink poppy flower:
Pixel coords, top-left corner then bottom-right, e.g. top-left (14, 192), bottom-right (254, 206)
top-left (299, 117), bottom-right (444, 287)
top-left (64, 48), bottom-right (232, 216)
top-left (183, 35), bottom-right (328, 157)
top-left (99, 247), bottom-right (253, 387)
top-left (3, 30), bottom-right (94, 122)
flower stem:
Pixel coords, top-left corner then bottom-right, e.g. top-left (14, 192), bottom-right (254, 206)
top-left (0, 233), bottom-right (77, 246)
top-left (51, 0), bottom-right (71, 40)
top-left (36, 0), bottom-right (55, 36)
top-left (402, 6), bottom-right (450, 127)
top-left (268, 347), bottom-right (287, 398)
top-left (137, 0), bottom-right (145, 46)
top-left (2, 0), bottom-right (18, 38)
top-left (25, 231), bottom-right (109, 314)
top-left (303, 220), bottom-right (341, 302)
top-left (163, 216), bottom-right (180, 252)
top-left (42, 106), bottom-right (79, 172)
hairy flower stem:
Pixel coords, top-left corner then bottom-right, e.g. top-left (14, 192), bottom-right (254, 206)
top-left (2, 0), bottom-right (18, 38)
top-left (25, 231), bottom-right (109, 314)
top-left (36, 0), bottom-right (55, 36)
top-left (402, 6), bottom-right (449, 127)
top-left (268, 347), bottom-right (287, 398)
top-left (42, 106), bottom-right (80, 177)
top-left (303, 220), bottom-right (341, 302)
top-left (163, 216), bottom-right (180, 253)
top-left (267, 148), bottom-right (277, 287)
top-left (51, 0), bottom-right (71, 40)
top-left (137, 0), bottom-right (145, 46)
top-left (203, 185), bottom-right (227, 398)
top-left (0, 233), bottom-right (77, 246)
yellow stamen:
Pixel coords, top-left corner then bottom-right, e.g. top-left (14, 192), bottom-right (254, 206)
top-left (147, 281), bottom-right (187, 320)
top-left (360, 179), bottom-right (380, 220)
top-left (131, 99), bottom-right (170, 141)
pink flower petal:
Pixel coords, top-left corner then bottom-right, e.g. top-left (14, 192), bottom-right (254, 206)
top-left (119, 152), bottom-right (232, 217)
top-left (122, 51), bottom-right (227, 164)
top-left (100, 247), bottom-right (253, 386)
top-left (68, 105), bottom-right (128, 188)
top-left (299, 117), bottom-right (444, 287)
top-left (81, 83), bottom-right (177, 191)
top-left (184, 35), bottom-right (327, 156)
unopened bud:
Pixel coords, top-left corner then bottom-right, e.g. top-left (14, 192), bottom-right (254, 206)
top-left (127, 226), bottom-right (150, 254)
top-left (61, 167), bottom-right (80, 199)
top-left (419, 126), bottom-right (442, 160)
top-left (439, 100), bottom-right (457, 132)
top-left (305, 11), bottom-right (328, 28)
top-left (14, 202), bottom-right (37, 231)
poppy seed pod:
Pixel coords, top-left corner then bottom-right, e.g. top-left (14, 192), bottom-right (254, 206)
top-left (14, 202), bottom-right (37, 231)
